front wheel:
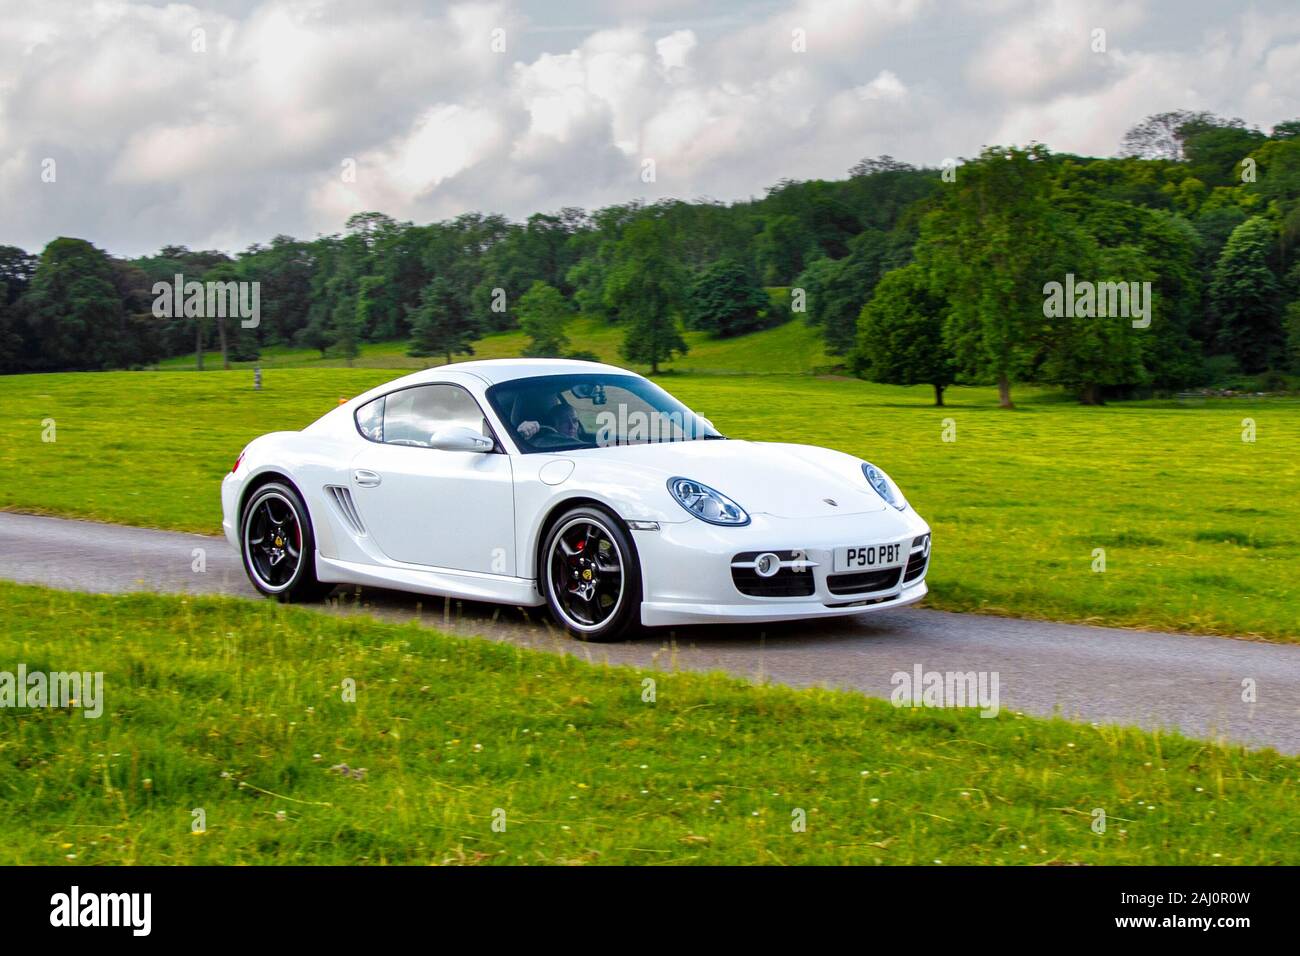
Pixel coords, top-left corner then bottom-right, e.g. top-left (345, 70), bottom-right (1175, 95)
top-left (240, 481), bottom-right (333, 603)
top-left (541, 506), bottom-right (641, 642)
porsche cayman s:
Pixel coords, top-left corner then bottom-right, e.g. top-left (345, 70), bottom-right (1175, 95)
top-left (223, 359), bottom-right (931, 641)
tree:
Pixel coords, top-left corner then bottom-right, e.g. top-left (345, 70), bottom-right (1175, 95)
top-left (1284, 300), bottom-right (1300, 373)
top-left (1273, 119), bottom-right (1300, 140)
top-left (230, 235), bottom-right (315, 348)
top-left (754, 214), bottom-right (813, 285)
top-left (1118, 110), bottom-right (1219, 160)
top-left (110, 258), bottom-right (165, 368)
top-left (604, 219), bottom-right (688, 374)
top-left (793, 229), bottom-right (888, 355)
top-left (853, 264), bottom-right (956, 405)
top-left (23, 238), bottom-right (127, 371)
top-left (407, 276), bottom-right (479, 364)
top-left (0, 246), bottom-right (35, 373)
top-left (685, 260), bottom-right (769, 337)
top-left (517, 280), bottom-right (571, 357)
top-left (0, 287), bottom-right (22, 373)
top-left (0, 246), bottom-right (35, 302)
top-left (202, 261), bottom-right (242, 369)
top-left (343, 274), bottom-right (385, 365)
top-left (1211, 216), bottom-right (1282, 372)
top-left (1037, 243), bottom-right (1150, 404)
top-left (1181, 121), bottom-right (1267, 188)
top-left (917, 145), bottom-right (1070, 407)
top-left (849, 155), bottom-right (914, 177)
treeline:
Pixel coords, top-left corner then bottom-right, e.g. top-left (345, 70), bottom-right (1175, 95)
top-left (2, 110), bottom-right (1299, 404)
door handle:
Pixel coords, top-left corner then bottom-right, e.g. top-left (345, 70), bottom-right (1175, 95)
top-left (353, 469), bottom-right (382, 488)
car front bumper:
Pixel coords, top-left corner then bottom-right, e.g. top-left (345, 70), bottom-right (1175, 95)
top-left (632, 508), bottom-right (931, 627)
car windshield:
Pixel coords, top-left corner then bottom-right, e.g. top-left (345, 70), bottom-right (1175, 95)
top-left (486, 373), bottom-right (723, 453)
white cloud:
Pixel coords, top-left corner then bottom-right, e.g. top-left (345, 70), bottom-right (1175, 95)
top-left (1, 0), bottom-right (1299, 256)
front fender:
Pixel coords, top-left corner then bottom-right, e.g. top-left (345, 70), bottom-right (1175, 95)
top-left (511, 454), bottom-right (687, 580)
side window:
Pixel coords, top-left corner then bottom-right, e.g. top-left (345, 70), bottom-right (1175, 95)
top-left (380, 385), bottom-right (491, 447)
top-left (355, 395), bottom-right (385, 442)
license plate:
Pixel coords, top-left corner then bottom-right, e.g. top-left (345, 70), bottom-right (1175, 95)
top-left (835, 542), bottom-right (904, 572)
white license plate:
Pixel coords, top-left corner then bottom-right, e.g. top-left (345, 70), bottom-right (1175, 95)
top-left (834, 542), bottom-right (904, 572)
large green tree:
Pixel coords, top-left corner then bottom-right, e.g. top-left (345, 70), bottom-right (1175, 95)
top-left (1211, 216), bottom-right (1282, 372)
top-left (853, 264), bottom-right (956, 405)
top-left (407, 276), bottom-right (480, 364)
top-left (793, 229), bottom-right (888, 355)
top-left (754, 214), bottom-right (813, 285)
top-left (516, 280), bottom-right (571, 357)
top-left (604, 219), bottom-right (687, 373)
top-left (686, 260), bottom-right (769, 337)
top-left (917, 145), bottom-right (1072, 407)
top-left (24, 238), bottom-right (128, 371)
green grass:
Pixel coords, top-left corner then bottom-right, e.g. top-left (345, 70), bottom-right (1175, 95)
top-left (153, 315), bottom-right (835, 375)
top-left (1, 581), bottom-right (1296, 865)
top-left (7, 364), bottom-right (1300, 642)
top-left (1, 369), bottom-right (1296, 641)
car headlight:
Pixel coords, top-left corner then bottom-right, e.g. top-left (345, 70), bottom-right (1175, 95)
top-left (862, 462), bottom-right (908, 511)
top-left (667, 477), bottom-right (750, 526)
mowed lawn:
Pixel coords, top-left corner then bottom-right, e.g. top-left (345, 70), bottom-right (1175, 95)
top-left (0, 368), bottom-right (1296, 641)
top-left (2, 582), bottom-right (1297, 865)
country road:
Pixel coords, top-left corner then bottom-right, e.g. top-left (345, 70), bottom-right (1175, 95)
top-left (2, 511), bottom-right (1297, 753)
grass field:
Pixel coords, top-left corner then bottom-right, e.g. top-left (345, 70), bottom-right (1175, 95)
top-left (1, 368), bottom-right (1296, 641)
top-left (1, 581), bottom-right (1296, 865)
top-left (154, 315), bottom-right (835, 375)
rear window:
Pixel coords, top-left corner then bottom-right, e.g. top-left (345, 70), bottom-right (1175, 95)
top-left (355, 395), bottom-right (385, 442)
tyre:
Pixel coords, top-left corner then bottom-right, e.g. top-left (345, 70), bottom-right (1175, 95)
top-left (240, 481), bottom-right (333, 603)
top-left (541, 505), bottom-right (641, 641)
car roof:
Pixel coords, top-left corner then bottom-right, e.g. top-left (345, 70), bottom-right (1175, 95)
top-left (402, 358), bottom-right (637, 387)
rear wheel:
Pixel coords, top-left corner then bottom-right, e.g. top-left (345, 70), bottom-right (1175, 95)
top-left (541, 505), bottom-right (641, 642)
top-left (240, 481), bottom-right (333, 603)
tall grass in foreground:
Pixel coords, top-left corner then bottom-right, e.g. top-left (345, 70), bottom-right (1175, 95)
top-left (1, 583), bottom-right (1297, 865)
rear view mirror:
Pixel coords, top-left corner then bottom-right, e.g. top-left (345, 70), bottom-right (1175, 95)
top-left (428, 426), bottom-right (494, 453)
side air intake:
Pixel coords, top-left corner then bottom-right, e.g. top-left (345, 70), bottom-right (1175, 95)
top-left (325, 485), bottom-right (367, 536)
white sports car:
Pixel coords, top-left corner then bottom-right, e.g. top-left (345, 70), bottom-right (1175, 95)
top-left (222, 359), bottom-right (931, 641)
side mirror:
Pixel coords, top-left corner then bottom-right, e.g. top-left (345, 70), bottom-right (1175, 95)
top-left (428, 426), bottom-right (494, 453)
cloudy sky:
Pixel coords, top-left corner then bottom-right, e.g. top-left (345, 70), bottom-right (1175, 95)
top-left (4, 0), bottom-right (1300, 257)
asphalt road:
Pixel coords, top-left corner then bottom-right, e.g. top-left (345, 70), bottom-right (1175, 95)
top-left (2, 511), bottom-right (1297, 753)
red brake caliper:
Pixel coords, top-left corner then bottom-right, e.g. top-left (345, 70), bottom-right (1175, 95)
top-left (569, 536), bottom-right (586, 593)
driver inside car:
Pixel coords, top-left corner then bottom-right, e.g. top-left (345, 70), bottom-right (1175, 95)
top-left (546, 402), bottom-right (582, 440)
top-left (513, 391), bottom-right (558, 440)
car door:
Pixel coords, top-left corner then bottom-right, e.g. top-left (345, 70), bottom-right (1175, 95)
top-left (348, 383), bottom-right (517, 575)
